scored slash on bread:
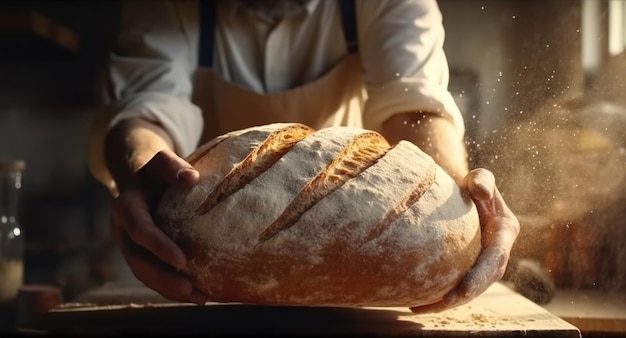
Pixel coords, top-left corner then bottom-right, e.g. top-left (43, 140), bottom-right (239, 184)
top-left (359, 162), bottom-right (437, 248)
top-left (186, 123), bottom-right (440, 245)
top-left (155, 123), bottom-right (481, 308)
top-left (257, 132), bottom-right (391, 242)
top-left (195, 124), bottom-right (315, 216)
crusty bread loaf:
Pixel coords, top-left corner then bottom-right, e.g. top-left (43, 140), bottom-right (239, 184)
top-left (154, 123), bottom-right (481, 308)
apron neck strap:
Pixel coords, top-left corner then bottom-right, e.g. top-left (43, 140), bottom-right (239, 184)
top-left (199, 0), bottom-right (217, 68)
top-left (199, 0), bottom-right (358, 68)
top-left (339, 0), bottom-right (358, 54)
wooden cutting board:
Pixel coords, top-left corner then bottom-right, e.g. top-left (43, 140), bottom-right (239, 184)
top-left (24, 282), bottom-right (581, 337)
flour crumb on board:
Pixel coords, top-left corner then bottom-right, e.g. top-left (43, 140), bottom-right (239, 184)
top-left (471, 313), bottom-right (488, 322)
top-left (430, 312), bottom-right (533, 328)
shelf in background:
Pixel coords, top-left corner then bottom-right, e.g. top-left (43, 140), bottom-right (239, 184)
top-left (0, 10), bottom-right (80, 60)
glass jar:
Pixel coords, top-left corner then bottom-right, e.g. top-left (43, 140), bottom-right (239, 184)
top-left (0, 159), bottom-right (26, 305)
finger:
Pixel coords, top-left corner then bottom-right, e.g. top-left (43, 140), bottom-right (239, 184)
top-left (482, 218), bottom-right (520, 259)
top-left (476, 189), bottom-right (520, 244)
top-left (449, 220), bottom-right (519, 306)
top-left (140, 150), bottom-right (200, 189)
top-left (410, 251), bottom-right (501, 314)
top-left (464, 168), bottom-right (495, 201)
top-left (113, 190), bottom-right (187, 270)
top-left (189, 288), bottom-right (208, 306)
top-left (120, 232), bottom-right (207, 305)
top-left (491, 187), bottom-right (517, 219)
top-left (453, 244), bottom-right (510, 300)
top-left (410, 300), bottom-right (447, 314)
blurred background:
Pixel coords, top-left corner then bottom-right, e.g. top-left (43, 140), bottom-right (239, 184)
top-left (0, 0), bottom-right (625, 335)
top-left (0, 0), bottom-right (122, 300)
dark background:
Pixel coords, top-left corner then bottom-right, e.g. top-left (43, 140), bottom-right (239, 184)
top-left (0, 0), bottom-right (123, 300)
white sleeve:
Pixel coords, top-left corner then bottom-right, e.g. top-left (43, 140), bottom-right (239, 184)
top-left (358, 0), bottom-right (465, 138)
top-left (87, 0), bottom-right (203, 194)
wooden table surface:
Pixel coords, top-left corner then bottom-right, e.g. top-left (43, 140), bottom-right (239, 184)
top-left (23, 282), bottom-right (581, 337)
top-left (542, 287), bottom-right (626, 335)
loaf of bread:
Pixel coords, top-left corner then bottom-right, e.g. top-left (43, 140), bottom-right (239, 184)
top-left (154, 123), bottom-right (481, 308)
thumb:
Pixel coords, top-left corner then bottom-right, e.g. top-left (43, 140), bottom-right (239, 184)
top-left (140, 150), bottom-right (200, 189)
top-left (464, 168), bottom-right (495, 201)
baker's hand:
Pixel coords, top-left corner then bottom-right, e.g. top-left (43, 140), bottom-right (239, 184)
top-left (109, 150), bottom-right (207, 305)
top-left (409, 168), bottom-right (520, 314)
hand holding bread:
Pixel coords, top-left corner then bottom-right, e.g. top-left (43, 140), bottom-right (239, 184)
top-left (410, 168), bottom-right (520, 313)
top-left (104, 119), bottom-right (207, 305)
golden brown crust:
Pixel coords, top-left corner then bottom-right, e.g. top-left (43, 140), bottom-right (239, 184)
top-left (257, 131), bottom-right (390, 242)
top-left (360, 160), bottom-right (437, 247)
top-left (196, 124), bottom-right (314, 216)
top-left (155, 123), bottom-right (481, 308)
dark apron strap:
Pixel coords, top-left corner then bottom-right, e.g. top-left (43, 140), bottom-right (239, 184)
top-left (199, 0), bottom-right (358, 68)
top-left (339, 0), bottom-right (358, 53)
top-left (199, 0), bottom-right (216, 68)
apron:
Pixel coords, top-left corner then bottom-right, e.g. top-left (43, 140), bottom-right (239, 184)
top-left (191, 0), bottom-right (365, 145)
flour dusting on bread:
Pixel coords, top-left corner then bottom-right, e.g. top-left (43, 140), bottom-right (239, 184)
top-left (258, 131), bottom-right (390, 242)
top-left (196, 124), bottom-right (314, 216)
top-left (154, 123), bottom-right (481, 308)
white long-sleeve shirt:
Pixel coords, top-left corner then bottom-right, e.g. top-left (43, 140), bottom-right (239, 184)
top-left (90, 0), bottom-right (464, 191)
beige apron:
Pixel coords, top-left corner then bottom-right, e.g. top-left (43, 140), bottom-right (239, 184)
top-left (190, 53), bottom-right (365, 146)
top-left (88, 1), bottom-right (366, 196)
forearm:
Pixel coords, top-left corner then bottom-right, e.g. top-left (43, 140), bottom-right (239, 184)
top-left (104, 117), bottom-right (175, 191)
top-left (380, 112), bottom-right (469, 185)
